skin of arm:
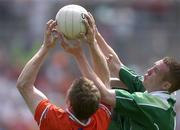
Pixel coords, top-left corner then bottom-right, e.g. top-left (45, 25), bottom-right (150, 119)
top-left (84, 13), bottom-right (127, 89)
top-left (96, 32), bottom-right (128, 90)
top-left (83, 13), bottom-right (110, 87)
top-left (85, 11), bottom-right (123, 79)
top-left (95, 31), bottom-right (122, 78)
top-left (74, 50), bottom-right (116, 107)
top-left (16, 20), bottom-right (58, 115)
top-left (59, 33), bottom-right (116, 107)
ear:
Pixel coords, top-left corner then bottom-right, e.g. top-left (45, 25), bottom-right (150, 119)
top-left (162, 81), bottom-right (171, 91)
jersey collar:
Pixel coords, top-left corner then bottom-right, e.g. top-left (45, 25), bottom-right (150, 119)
top-left (149, 91), bottom-right (170, 100)
top-left (149, 91), bottom-right (176, 105)
top-left (66, 108), bottom-right (91, 126)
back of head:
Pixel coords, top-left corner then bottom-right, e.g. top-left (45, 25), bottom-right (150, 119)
top-left (68, 77), bottom-right (100, 120)
top-left (163, 57), bottom-right (180, 93)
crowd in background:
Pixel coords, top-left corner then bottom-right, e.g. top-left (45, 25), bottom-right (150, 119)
top-left (0, 0), bottom-right (180, 130)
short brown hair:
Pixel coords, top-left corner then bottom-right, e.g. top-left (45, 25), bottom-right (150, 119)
top-left (163, 57), bottom-right (180, 93)
top-left (67, 77), bottom-right (100, 120)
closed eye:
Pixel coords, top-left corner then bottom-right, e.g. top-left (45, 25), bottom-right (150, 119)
top-left (154, 67), bottom-right (160, 73)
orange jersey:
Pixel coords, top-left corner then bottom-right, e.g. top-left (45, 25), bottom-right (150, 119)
top-left (34, 100), bottom-right (111, 130)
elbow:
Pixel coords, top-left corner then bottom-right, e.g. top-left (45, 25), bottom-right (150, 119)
top-left (16, 77), bottom-right (29, 90)
top-left (100, 90), bottom-right (116, 107)
top-left (99, 89), bottom-right (109, 102)
top-left (16, 78), bottom-right (24, 90)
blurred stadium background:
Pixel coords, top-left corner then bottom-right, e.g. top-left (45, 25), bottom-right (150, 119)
top-left (0, 0), bottom-right (180, 130)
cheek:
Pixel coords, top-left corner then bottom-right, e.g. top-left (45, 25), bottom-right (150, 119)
top-left (146, 75), bottom-right (157, 84)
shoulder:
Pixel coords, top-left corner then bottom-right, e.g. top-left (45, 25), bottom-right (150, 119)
top-left (132, 92), bottom-right (172, 110)
top-left (89, 103), bottom-right (111, 129)
top-left (34, 99), bottom-right (65, 127)
top-left (99, 104), bottom-right (111, 116)
top-left (93, 103), bottom-right (111, 119)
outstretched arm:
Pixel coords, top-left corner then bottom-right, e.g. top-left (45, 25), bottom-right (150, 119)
top-left (96, 32), bottom-right (128, 90)
top-left (17, 20), bottom-right (58, 114)
top-left (93, 19), bottom-right (123, 78)
top-left (60, 35), bottom-right (116, 107)
top-left (75, 49), bottom-right (116, 107)
top-left (83, 13), bottom-right (110, 87)
top-left (96, 31), bottom-right (123, 78)
top-left (84, 13), bottom-right (127, 89)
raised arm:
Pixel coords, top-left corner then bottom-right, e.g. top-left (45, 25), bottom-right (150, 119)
top-left (83, 13), bottom-right (110, 87)
top-left (16, 20), bottom-right (58, 114)
top-left (59, 34), bottom-right (116, 107)
top-left (75, 51), bottom-right (116, 106)
top-left (89, 13), bottom-right (123, 78)
top-left (84, 13), bottom-right (127, 89)
top-left (96, 31), bottom-right (122, 78)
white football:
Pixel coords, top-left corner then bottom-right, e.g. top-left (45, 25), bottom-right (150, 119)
top-left (56, 4), bottom-right (88, 40)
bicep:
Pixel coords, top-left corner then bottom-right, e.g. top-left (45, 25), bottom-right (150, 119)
top-left (18, 85), bottom-right (47, 115)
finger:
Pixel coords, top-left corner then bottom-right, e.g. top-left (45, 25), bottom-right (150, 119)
top-left (88, 12), bottom-right (95, 23)
top-left (107, 54), bottom-right (113, 63)
top-left (51, 29), bottom-right (59, 39)
top-left (57, 33), bottom-right (69, 47)
top-left (60, 33), bottom-right (69, 43)
top-left (51, 30), bottom-right (58, 43)
top-left (46, 19), bottom-right (54, 35)
top-left (47, 19), bottom-right (54, 25)
top-left (84, 13), bottom-right (93, 28)
top-left (83, 19), bottom-right (90, 33)
top-left (61, 40), bottom-right (69, 50)
top-left (52, 36), bottom-right (58, 45)
top-left (46, 19), bottom-right (54, 29)
top-left (49, 20), bottom-right (57, 31)
top-left (77, 32), bottom-right (86, 39)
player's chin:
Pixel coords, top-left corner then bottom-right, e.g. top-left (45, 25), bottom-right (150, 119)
top-left (142, 77), bottom-right (149, 86)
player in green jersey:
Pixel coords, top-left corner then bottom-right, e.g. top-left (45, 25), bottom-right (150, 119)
top-left (64, 13), bottom-right (179, 130)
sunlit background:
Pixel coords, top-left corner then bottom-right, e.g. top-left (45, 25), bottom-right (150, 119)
top-left (0, 0), bottom-right (180, 130)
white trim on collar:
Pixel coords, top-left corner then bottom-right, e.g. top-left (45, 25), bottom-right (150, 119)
top-left (149, 91), bottom-right (170, 101)
top-left (66, 108), bottom-right (91, 126)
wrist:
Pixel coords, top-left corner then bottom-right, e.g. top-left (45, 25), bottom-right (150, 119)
top-left (72, 49), bottom-right (85, 58)
top-left (41, 44), bottom-right (51, 52)
top-left (95, 30), bottom-right (100, 37)
top-left (72, 51), bottom-right (83, 58)
top-left (89, 39), bottom-right (97, 48)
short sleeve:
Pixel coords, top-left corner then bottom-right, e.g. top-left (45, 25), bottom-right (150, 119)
top-left (34, 99), bottom-right (50, 125)
top-left (119, 65), bottom-right (145, 93)
top-left (34, 99), bottom-right (65, 129)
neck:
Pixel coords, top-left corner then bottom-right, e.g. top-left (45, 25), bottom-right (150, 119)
top-left (146, 88), bottom-right (168, 93)
top-left (80, 119), bottom-right (88, 123)
top-left (143, 83), bottom-right (163, 93)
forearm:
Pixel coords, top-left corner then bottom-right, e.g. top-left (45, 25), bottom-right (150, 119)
top-left (73, 52), bottom-right (115, 106)
top-left (88, 40), bottom-right (110, 87)
top-left (17, 45), bottom-right (49, 88)
top-left (96, 32), bottom-right (119, 61)
top-left (96, 32), bottom-right (122, 77)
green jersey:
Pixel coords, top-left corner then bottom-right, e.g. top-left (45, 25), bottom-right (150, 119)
top-left (108, 65), bottom-right (176, 130)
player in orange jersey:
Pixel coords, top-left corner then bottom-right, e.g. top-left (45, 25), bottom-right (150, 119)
top-left (17, 19), bottom-right (111, 130)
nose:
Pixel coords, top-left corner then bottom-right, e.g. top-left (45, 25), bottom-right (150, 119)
top-left (147, 68), bottom-right (153, 75)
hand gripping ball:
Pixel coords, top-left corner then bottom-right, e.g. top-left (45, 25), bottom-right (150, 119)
top-left (56, 4), bottom-right (88, 39)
